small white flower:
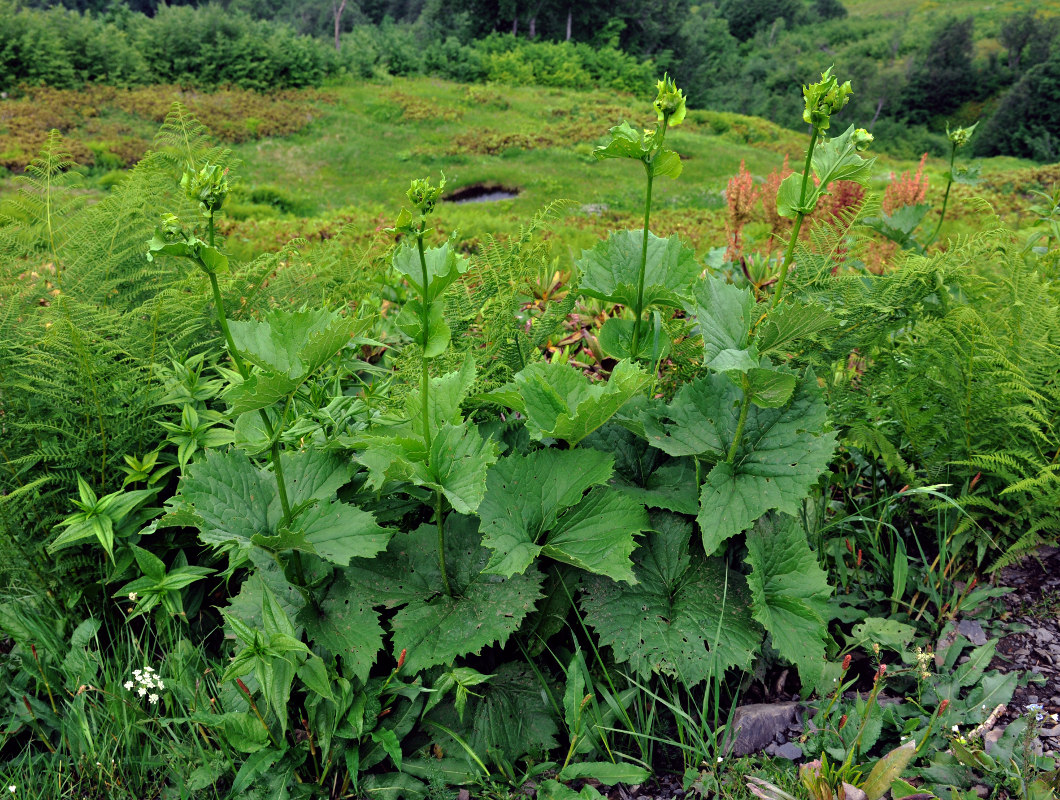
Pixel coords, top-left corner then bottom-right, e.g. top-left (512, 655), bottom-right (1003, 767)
top-left (951, 724), bottom-right (960, 732)
top-left (144, 666), bottom-right (154, 673)
top-left (157, 680), bottom-right (165, 689)
top-left (8, 787), bottom-right (15, 794)
top-left (138, 687), bottom-right (147, 697)
top-left (717, 757), bottom-right (723, 763)
top-left (124, 681), bottom-right (134, 690)
top-left (128, 592), bottom-right (138, 601)
top-left (148, 693), bottom-right (159, 704)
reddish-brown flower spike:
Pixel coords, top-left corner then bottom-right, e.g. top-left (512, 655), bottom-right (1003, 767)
top-left (875, 664), bottom-right (887, 682)
top-left (968, 577), bottom-right (978, 591)
top-left (939, 699), bottom-right (949, 714)
top-left (845, 539), bottom-right (854, 554)
top-left (236, 678), bottom-right (252, 698)
top-left (31, 644), bottom-right (38, 659)
top-left (856, 549), bottom-right (863, 568)
top-left (838, 714), bottom-right (848, 730)
top-left (397, 649), bottom-right (407, 670)
top-left (842, 654), bottom-right (852, 672)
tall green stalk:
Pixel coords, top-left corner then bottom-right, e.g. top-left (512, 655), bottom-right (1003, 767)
top-left (416, 227), bottom-right (452, 597)
top-left (772, 127), bottom-right (820, 309)
top-left (630, 122), bottom-right (668, 357)
top-left (204, 211), bottom-right (293, 526)
top-left (926, 141), bottom-right (958, 247)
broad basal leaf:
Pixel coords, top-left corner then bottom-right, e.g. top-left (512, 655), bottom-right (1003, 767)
top-left (297, 499), bottom-right (391, 565)
top-left (345, 519), bottom-right (544, 674)
top-left (178, 448), bottom-right (386, 565)
top-left (392, 238), bottom-right (469, 302)
top-left (745, 514), bottom-right (832, 693)
top-left (479, 448), bottom-right (613, 577)
top-left (639, 370), bottom-right (836, 554)
top-left (300, 570), bottom-right (385, 683)
top-left (176, 449), bottom-right (274, 558)
top-left (577, 230), bottom-right (699, 310)
top-left (465, 663), bottom-right (558, 762)
top-left (479, 449), bottom-right (647, 582)
top-left (509, 359), bottom-right (648, 447)
top-left (581, 513), bottom-right (760, 685)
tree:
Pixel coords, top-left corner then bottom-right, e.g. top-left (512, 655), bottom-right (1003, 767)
top-left (719, 0), bottom-right (801, 42)
top-left (974, 54), bottom-right (1060, 161)
top-left (899, 17), bottom-right (977, 124)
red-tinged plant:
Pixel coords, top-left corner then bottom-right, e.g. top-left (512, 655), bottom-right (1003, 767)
top-left (726, 159), bottom-right (762, 262)
top-left (883, 153), bottom-right (929, 213)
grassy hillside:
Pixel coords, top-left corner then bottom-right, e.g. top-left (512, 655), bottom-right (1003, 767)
top-left (0, 75), bottom-right (1050, 264)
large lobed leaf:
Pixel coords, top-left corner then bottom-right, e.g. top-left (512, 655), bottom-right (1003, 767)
top-left (745, 514), bottom-right (833, 694)
top-left (581, 514), bottom-right (760, 685)
top-left (576, 230), bottom-right (699, 310)
top-left (176, 449), bottom-right (389, 565)
top-left (392, 238), bottom-right (469, 302)
top-left (479, 449), bottom-right (648, 582)
top-left (639, 370), bottom-right (836, 554)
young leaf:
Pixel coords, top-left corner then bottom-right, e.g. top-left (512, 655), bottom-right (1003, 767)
top-left (392, 238), bottom-right (469, 302)
top-left (508, 359), bottom-right (649, 447)
top-left (577, 230), bottom-right (699, 310)
top-left (558, 763), bottom-right (651, 785)
top-left (745, 514), bottom-right (832, 692)
top-left (581, 514), bottom-right (760, 685)
top-left (687, 274), bottom-right (756, 365)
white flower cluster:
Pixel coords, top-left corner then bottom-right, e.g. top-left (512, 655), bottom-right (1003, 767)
top-left (123, 665), bottom-right (164, 705)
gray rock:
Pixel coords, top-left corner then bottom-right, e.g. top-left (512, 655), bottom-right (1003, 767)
top-left (726, 703), bottom-right (802, 756)
top-left (773, 742), bottom-right (803, 761)
top-left (843, 784), bottom-right (867, 800)
top-left (958, 619), bottom-right (988, 646)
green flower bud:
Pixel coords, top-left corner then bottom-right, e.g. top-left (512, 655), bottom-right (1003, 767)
top-left (406, 174), bottom-right (446, 216)
top-left (158, 213), bottom-right (187, 242)
top-left (946, 121), bottom-right (978, 149)
top-left (653, 74), bottom-right (687, 127)
top-left (803, 66), bottom-right (853, 131)
top-left (181, 163), bottom-right (230, 217)
top-left (852, 128), bottom-right (874, 152)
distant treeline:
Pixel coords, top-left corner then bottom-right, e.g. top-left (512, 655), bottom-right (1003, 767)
top-left (3, 0), bottom-right (1059, 161)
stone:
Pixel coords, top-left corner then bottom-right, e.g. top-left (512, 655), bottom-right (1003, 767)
top-left (958, 619), bottom-right (988, 646)
top-left (843, 783), bottom-right (867, 800)
top-left (725, 703), bottom-right (803, 756)
top-left (773, 742), bottom-right (803, 761)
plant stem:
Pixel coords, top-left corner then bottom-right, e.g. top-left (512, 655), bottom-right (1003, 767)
top-left (416, 229), bottom-right (451, 596)
top-left (773, 127), bottom-right (820, 309)
top-left (726, 375), bottom-right (752, 464)
top-left (927, 142), bottom-right (957, 246)
top-left (205, 232), bottom-right (293, 525)
top-left (630, 120), bottom-right (668, 358)
top-left (435, 489), bottom-right (451, 596)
